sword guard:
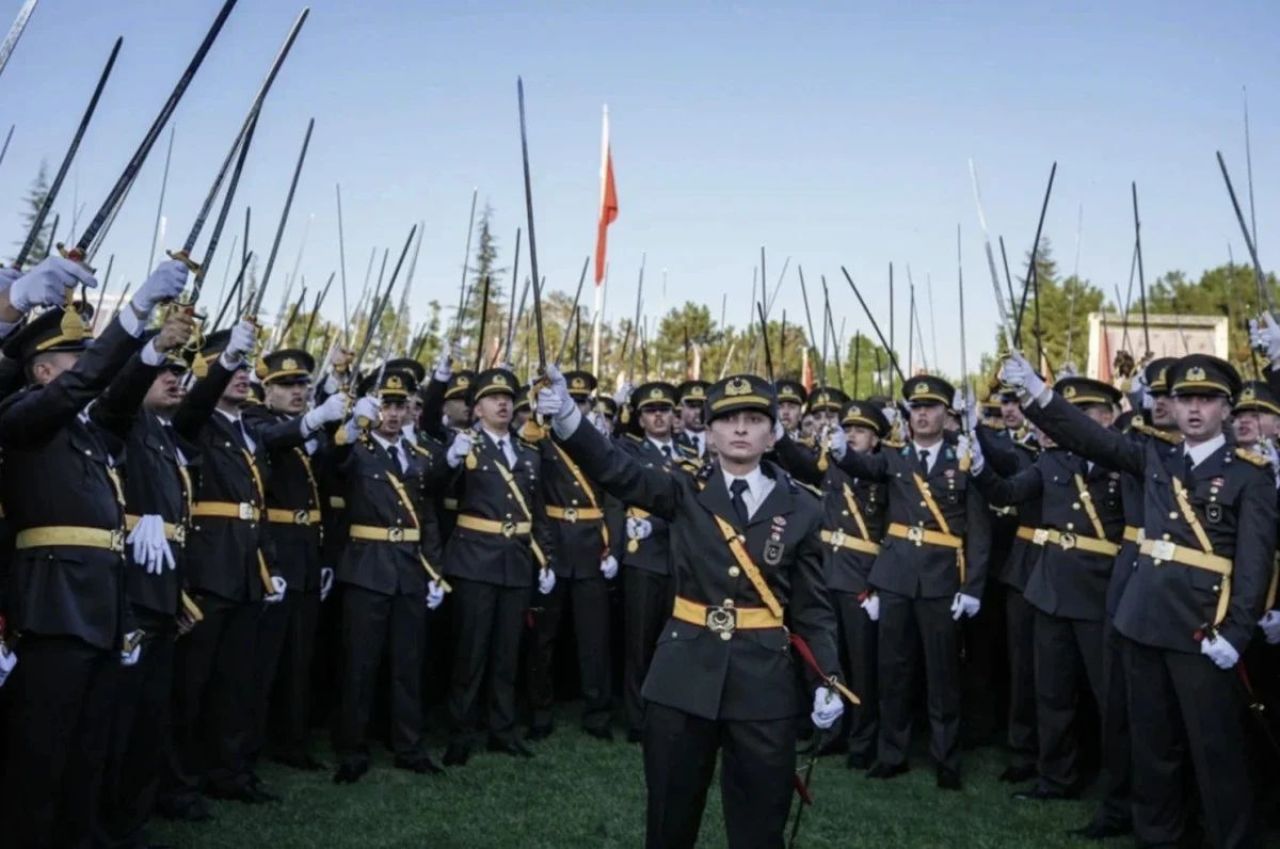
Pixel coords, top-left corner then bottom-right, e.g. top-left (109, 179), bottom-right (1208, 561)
top-left (166, 248), bottom-right (202, 275)
top-left (56, 242), bottom-right (96, 274)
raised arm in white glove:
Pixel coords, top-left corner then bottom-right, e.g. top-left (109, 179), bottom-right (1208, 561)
top-left (958, 433), bottom-right (983, 476)
top-left (999, 352), bottom-right (1047, 405)
top-left (432, 347), bottom-right (454, 382)
top-left (127, 514), bottom-right (176, 575)
top-left (810, 686), bottom-right (844, 729)
top-left (826, 425), bottom-right (848, 461)
top-left (446, 431), bottom-right (475, 468)
top-left (303, 392), bottom-right (348, 433)
top-left (221, 319), bottom-right (257, 369)
top-left (1250, 314), bottom-right (1280, 366)
top-left (9, 255), bottom-right (98, 312)
top-left (131, 259), bottom-right (189, 315)
top-left (536, 364), bottom-right (580, 437)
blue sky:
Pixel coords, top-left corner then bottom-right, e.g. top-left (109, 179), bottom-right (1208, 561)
top-left (0, 0), bottom-right (1276, 375)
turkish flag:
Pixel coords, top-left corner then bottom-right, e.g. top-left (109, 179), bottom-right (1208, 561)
top-left (594, 106), bottom-right (618, 286)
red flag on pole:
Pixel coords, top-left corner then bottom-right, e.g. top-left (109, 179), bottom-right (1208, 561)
top-left (594, 105), bottom-right (618, 285)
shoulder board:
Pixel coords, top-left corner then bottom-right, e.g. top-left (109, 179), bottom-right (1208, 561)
top-left (884, 438), bottom-right (905, 450)
top-left (625, 433), bottom-right (643, 443)
top-left (408, 442), bottom-right (430, 457)
top-left (1235, 447), bottom-right (1270, 468)
top-left (1132, 419), bottom-right (1183, 445)
top-left (792, 479), bottom-right (823, 499)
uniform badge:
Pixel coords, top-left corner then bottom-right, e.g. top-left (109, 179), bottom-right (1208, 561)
top-left (1211, 477), bottom-right (1225, 488)
top-left (1205, 504), bottom-right (1223, 524)
top-left (763, 540), bottom-right (784, 566)
top-left (626, 538), bottom-right (640, 554)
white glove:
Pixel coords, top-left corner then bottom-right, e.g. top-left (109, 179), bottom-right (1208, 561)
top-left (223, 319), bottom-right (256, 365)
top-left (0, 641), bottom-right (15, 688)
top-left (860, 594), bottom-right (880, 622)
top-left (320, 567), bottom-right (334, 602)
top-left (773, 420), bottom-right (785, 442)
top-left (432, 347), bottom-right (453, 382)
top-left (265, 575), bottom-right (287, 604)
top-left (810, 685), bottom-right (844, 730)
top-left (613, 381), bottom-right (634, 406)
top-left (1200, 634), bottom-right (1240, 669)
top-left (120, 631), bottom-right (143, 667)
top-left (426, 580), bottom-right (445, 610)
top-left (590, 411), bottom-right (612, 437)
top-left (9, 255), bottom-right (97, 312)
top-left (1250, 314), bottom-right (1280, 366)
top-left (446, 430), bottom-right (474, 469)
top-left (959, 433), bottom-right (983, 475)
top-left (303, 392), bottom-right (348, 431)
top-left (964, 390), bottom-right (979, 433)
top-left (951, 592), bottom-right (981, 621)
top-left (826, 426), bottom-right (848, 460)
top-left (0, 266), bottom-right (23, 295)
top-left (535, 364), bottom-right (575, 423)
top-left (626, 516), bottom-right (653, 540)
top-left (999, 351), bottom-right (1046, 403)
top-left (600, 554), bottom-right (618, 580)
top-left (1259, 610), bottom-right (1280, 645)
top-left (131, 259), bottom-right (188, 313)
top-left (127, 514), bottom-right (176, 575)
top-left (352, 395), bottom-right (381, 424)
top-left (538, 568), bottom-right (556, 595)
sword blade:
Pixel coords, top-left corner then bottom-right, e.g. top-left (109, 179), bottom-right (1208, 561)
top-left (252, 116), bottom-right (314, 316)
top-left (0, 0), bottom-right (37, 82)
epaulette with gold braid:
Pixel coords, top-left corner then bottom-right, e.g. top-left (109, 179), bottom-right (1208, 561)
top-left (1131, 416), bottom-right (1183, 445)
top-left (792, 479), bottom-right (823, 499)
top-left (1235, 447), bottom-right (1270, 468)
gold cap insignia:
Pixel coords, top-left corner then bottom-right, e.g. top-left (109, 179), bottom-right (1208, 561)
top-left (387, 375), bottom-right (404, 391)
top-left (456, 376), bottom-right (470, 388)
top-left (912, 381), bottom-right (928, 396)
top-left (1063, 385), bottom-right (1077, 399)
top-left (849, 405), bottom-right (861, 416)
top-left (493, 374), bottom-right (508, 386)
top-left (725, 377), bottom-right (752, 397)
top-left (1243, 386), bottom-right (1257, 401)
top-left (571, 377), bottom-right (586, 390)
top-left (649, 387), bottom-right (665, 399)
top-left (1186, 366), bottom-right (1207, 382)
top-left (282, 357), bottom-right (298, 371)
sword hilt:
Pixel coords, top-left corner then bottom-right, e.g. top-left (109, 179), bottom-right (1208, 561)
top-left (166, 248), bottom-right (202, 275)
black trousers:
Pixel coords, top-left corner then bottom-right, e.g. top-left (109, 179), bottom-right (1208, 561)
top-left (1004, 586), bottom-right (1038, 757)
top-left (1, 635), bottom-right (117, 849)
top-left (877, 591), bottom-right (961, 772)
top-left (172, 594), bottom-right (259, 792)
top-left (528, 573), bottom-right (613, 732)
top-left (99, 620), bottom-right (176, 849)
top-left (336, 585), bottom-right (426, 763)
top-left (643, 702), bottom-right (795, 849)
top-left (1090, 617), bottom-right (1132, 829)
top-left (1123, 637), bottom-right (1257, 849)
top-left (252, 590), bottom-right (321, 759)
top-left (447, 578), bottom-right (527, 743)
top-left (833, 590), bottom-right (878, 761)
top-left (1032, 610), bottom-right (1104, 793)
top-left (623, 568), bottom-right (672, 735)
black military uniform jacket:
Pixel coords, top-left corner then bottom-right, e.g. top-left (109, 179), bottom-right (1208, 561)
top-left (0, 317), bottom-right (148, 650)
top-left (244, 405), bottom-right (323, 593)
top-left (612, 434), bottom-right (690, 576)
top-left (442, 428), bottom-right (554, 589)
top-left (540, 434), bottom-right (615, 578)
top-left (331, 432), bottom-right (442, 597)
top-left (556, 417), bottom-right (839, 722)
top-left (977, 447), bottom-right (1125, 621)
top-left (774, 436), bottom-right (887, 596)
top-left (1028, 393), bottom-right (1276, 653)
top-left (177, 361), bottom-right (299, 603)
top-left (835, 433), bottom-right (991, 600)
top-left (976, 424), bottom-right (1041, 591)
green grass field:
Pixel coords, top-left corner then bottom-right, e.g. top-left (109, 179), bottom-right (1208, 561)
top-left (152, 708), bottom-right (1133, 849)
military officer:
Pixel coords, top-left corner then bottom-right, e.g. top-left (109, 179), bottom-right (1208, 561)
top-left (1231, 379), bottom-right (1280, 448)
top-left (1003, 351), bottom-right (1274, 849)
top-left (674, 379), bottom-right (710, 459)
top-left (537, 368), bottom-right (847, 849)
top-left (774, 378), bottom-right (807, 439)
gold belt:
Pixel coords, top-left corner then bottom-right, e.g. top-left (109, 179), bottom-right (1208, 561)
top-left (672, 595), bottom-right (783, 640)
top-left (820, 528), bottom-right (881, 556)
top-left (1015, 525), bottom-right (1039, 542)
top-left (455, 514), bottom-right (532, 537)
top-left (1123, 526), bottom-right (1144, 544)
top-left (348, 525), bottom-right (421, 543)
top-left (124, 514), bottom-right (187, 544)
top-left (545, 505), bottom-right (604, 523)
top-left (887, 522), bottom-right (962, 549)
top-left (1025, 527), bottom-right (1119, 557)
top-left (266, 508), bottom-right (321, 526)
top-left (191, 501), bottom-right (260, 522)
top-left (1139, 539), bottom-right (1231, 575)
top-left (16, 526), bottom-right (125, 553)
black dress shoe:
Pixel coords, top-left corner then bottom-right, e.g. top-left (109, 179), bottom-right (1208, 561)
top-left (626, 729), bottom-right (643, 744)
top-left (443, 741), bottom-right (472, 767)
top-left (272, 751), bottom-right (327, 772)
top-left (526, 724), bottom-right (554, 741)
top-left (1066, 821), bottom-right (1132, 840)
top-left (846, 752), bottom-right (873, 771)
top-left (1013, 785), bottom-right (1077, 801)
top-left (866, 761), bottom-right (909, 780)
top-left (487, 737), bottom-right (535, 758)
top-left (936, 768), bottom-right (962, 791)
top-left (332, 761), bottom-right (369, 784)
top-left (584, 725), bottom-right (614, 742)
top-left (395, 753), bottom-right (445, 775)
top-left (999, 763), bottom-right (1037, 783)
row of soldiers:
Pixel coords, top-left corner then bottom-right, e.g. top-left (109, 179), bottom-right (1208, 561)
top-left (0, 251), bottom-right (1278, 848)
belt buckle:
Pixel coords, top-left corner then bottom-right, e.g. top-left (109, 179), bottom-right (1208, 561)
top-left (829, 529), bottom-right (846, 549)
top-left (563, 507), bottom-right (578, 523)
top-left (110, 529), bottom-right (125, 553)
top-left (501, 521), bottom-right (516, 538)
top-left (388, 527), bottom-right (405, 543)
top-left (1058, 532), bottom-right (1077, 551)
top-left (294, 509), bottom-right (311, 526)
top-left (238, 502), bottom-right (254, 521)
top-left (1150, 540), bottom-right (1175, 562)
top-left (173, 525), bottom-right (187, 546)
top-left (906, 526), bottom-right (924, 545)
top-left (706, 605), bottom-right (737, 636)
top-left (1032, 528), bottom-right (1049, 545)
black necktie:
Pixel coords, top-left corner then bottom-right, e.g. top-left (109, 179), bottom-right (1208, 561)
top-left (662, 444), bottom-right (673, 461)
top-left (1183, 451), bottom-right (1195, 480)
top-left (918, 448), bottom-right (930, 475)
top-left (730, 478), bottom-right (751, 526)
top-left (496, 438), bottom-right (511, 468)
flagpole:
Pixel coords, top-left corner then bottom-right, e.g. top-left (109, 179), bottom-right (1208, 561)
top-left (591, 260), bottom-right (606, 377)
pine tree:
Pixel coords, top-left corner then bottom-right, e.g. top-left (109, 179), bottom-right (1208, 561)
top-left (14, 160), bottom-right (50, 264)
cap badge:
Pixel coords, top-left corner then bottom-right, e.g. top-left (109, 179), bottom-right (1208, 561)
top-left (493, 374), bottom-right (509, 386)
top-left (282, 357), bottom-right (298, 371)
top-left (1186, 366), bottom-right (1206, 382)
top-left (725, 377), bottom-right (752, 397)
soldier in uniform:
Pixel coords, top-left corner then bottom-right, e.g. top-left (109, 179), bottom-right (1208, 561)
top-left (774, 378), bottom-right (807, 439)
top-left (440, 368), bottom-right (555, 765)
top-left (595, 395), bottom-right (619, 436)
top-left (526, 369), bottom-right (619, 740)
top-left (674, 379), bottom-right (710, 459)
top-left (330, 368), bottom-right (446, 782)
top-left (245, 349), bottom-right (347, 770)
top-left (1232, 379), bottom-right (1280, 448)
top-left (973, 376), bottom-right (1125, 801)
top-left (775, 399), bottom-right (890, 769)
top-left (1003, 351), bottom-right (1275, 849)
top-left (828, 374), bottom-right (990, 789)
top-left (0, 257), bottom-right (187, 848)
top-left (537, 367), bottom-right (847, 849)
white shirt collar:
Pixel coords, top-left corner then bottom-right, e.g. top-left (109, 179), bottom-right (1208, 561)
top-left (370, 431), bottom-right (400, 452)
top-left (911, 439), bottom-right (943, 473)
top-left (482, 426), bottom-right (512, 447)
top-left (722, 465), bottom-right (767, 499)
top-left (648, 436), bottom-right (675, 453)
top-left (215, 409), bottom-right (241, 424)
top-left (1184, 433), bottom-right (1226, 469)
